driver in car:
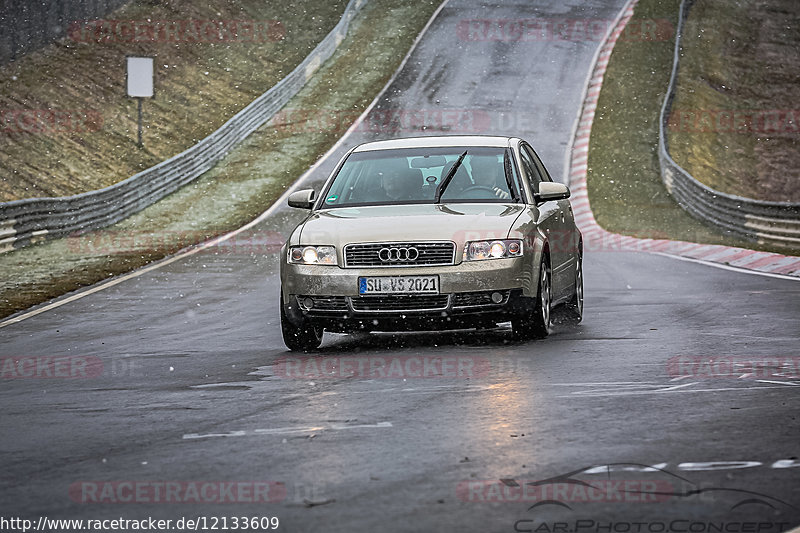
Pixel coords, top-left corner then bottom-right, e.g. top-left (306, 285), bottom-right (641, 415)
top-left (468, 156), bottom-right (511, 200)
top-left (379, 170), bottom-right (404, 201)
top-left (376, 166), bottom-right (422, 202)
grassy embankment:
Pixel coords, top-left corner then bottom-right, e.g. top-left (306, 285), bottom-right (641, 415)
top-left (668, 0), bottom-right (800, 203)
top-left (0, 0), bottom-right (441, 318)
top-left (0, 0), bottom-right (349, 201)
top-left (586, 0), bottom-right (799, 254)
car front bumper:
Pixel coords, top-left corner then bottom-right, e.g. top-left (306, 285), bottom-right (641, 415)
top-left (281, 257), bottom-right (535, 332)
top-left (282, 257), bottom-right (526, 298)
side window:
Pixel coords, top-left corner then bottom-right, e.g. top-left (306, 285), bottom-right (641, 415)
top-left (505, 150), bottom-right (527, 203)
top-left (519, 144), bottom-right (544, 190)
top-left (525, 144), bottom-right (553, 183)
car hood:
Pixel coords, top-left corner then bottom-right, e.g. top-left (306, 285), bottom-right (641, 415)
top-left (296, 203), bottom-right (527, 250)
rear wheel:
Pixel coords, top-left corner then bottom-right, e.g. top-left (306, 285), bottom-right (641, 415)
top-left (280, 297), bottom-right (323, 351)
top-left (512, 258), bottom-right (551, 340)
top-left (560, 252), bottom-right (583, 324)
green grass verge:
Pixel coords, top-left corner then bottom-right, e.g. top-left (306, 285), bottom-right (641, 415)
top-left (0, 0), bottom-right (348, 201)
top-left (586, 0), bottom-right (798, 255)
top-left (0, 0), bottom-right (441, 319)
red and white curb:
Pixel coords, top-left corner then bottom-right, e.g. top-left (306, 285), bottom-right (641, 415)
top-left (567, 0), bottom-right (800, 280)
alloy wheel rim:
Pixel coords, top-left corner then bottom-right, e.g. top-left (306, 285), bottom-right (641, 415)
top-left (576, 258), bottom-right (583, 316)
top-left (541, 267), bottom-right (551, 326)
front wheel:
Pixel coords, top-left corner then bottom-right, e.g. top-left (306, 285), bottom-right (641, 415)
top-left (512, 259), bottom-right (551, 340)
top-left (280, 298), bottom-right (323, 351)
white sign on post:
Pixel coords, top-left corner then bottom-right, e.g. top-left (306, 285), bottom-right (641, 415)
top-left (126, 57), bottom-right (154, 147)
top-left (126, 57), bottom-right (154, 98)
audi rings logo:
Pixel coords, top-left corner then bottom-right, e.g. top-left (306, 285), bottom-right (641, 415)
top-left (378, 247), bottom-right (420, 262)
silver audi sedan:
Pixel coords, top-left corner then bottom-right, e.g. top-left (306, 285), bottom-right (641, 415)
top-left (279, 135), bottom-right (583, 350)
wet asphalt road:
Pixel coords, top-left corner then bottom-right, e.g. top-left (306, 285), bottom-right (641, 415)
top-left (2, 0), bottom-right (800, 531)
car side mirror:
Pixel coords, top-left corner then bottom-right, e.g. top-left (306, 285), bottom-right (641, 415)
top-left (535, 182), bottom-right (570, 205)
top-left (287, 189), bottom-right (316, 209)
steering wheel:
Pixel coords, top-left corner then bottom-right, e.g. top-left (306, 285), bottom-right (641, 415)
top-left (458, 185), bottom-right (497, 198)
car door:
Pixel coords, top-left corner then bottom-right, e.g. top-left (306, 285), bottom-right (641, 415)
top-left (521, 143), bottom-right (573, 299)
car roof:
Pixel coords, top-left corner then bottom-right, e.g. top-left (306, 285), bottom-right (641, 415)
top-left (351, 135), bottom-right (516, 152)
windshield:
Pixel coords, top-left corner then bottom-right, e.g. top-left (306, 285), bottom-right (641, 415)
top-left (320, 147), bottom-right (521, 208)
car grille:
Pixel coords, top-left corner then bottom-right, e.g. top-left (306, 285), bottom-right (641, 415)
top-left (344, 242), bottom-right (455, 267)
top-left (298, 292), bottom-right (510, 316)
top-left (452, 290), bottom-right (510, 309)
top-left (350, 294), bottom-right (450, 313)
top-left (298, 296), bottom-right (348, 313)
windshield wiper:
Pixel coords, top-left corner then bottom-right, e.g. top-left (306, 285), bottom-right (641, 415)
top-left (434, 150), bottom-right (468, 203)
top-left (503, 149), bottom-right (521, 202)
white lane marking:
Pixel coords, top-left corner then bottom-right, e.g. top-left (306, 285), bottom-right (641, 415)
top-left (183, 421), bottom-right (392, 439)
top-left (0, 0), bottom-right (453, 330)
top-left (580, 463), bottom-right (669, 474)
top-left (650, 252), bottom-right (800, 281)
top-left (341, 384), bottom-right (495, 394)
top-left (773, 459), bottom-right (800, 468)
top-left (655, 382), bottom-right (697, 392)
top-left (559, 384), bottom-right (798, 398)
top-left (580, 460), bottom-right (800, 473)
top-left (756, 379), bottom-right (800, 386)
top-left (183, 430), bottom-right (248, 439)
top-left (564, 382), bottom-right (695, 395)
top-left (551, 382), bottom-right (660, 386)
top-left (701, 333), bottom-right (800, 339)
top-left (678, 461), bottom-right (762, 471)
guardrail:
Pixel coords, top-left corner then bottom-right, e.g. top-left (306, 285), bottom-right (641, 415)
top-left (658, 0), bottom-right (800, 249)
top-left (0, 0), bottom-right (368, 253)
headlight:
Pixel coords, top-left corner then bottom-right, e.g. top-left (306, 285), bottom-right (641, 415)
top-left (288, 245), bottom-right (337, 265)
top-left (463, 239), bottom-right (523, 261)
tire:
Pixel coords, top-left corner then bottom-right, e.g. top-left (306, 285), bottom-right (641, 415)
top-left (280, 298), bottom-right (323, 351)
top-left (561, 252), bottom-right (583, 325)
top-left (512, 258), bottom-right (551, 340)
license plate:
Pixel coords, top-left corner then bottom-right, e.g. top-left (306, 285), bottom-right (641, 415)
top-left (359, 276), bottom-right (439, 295)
